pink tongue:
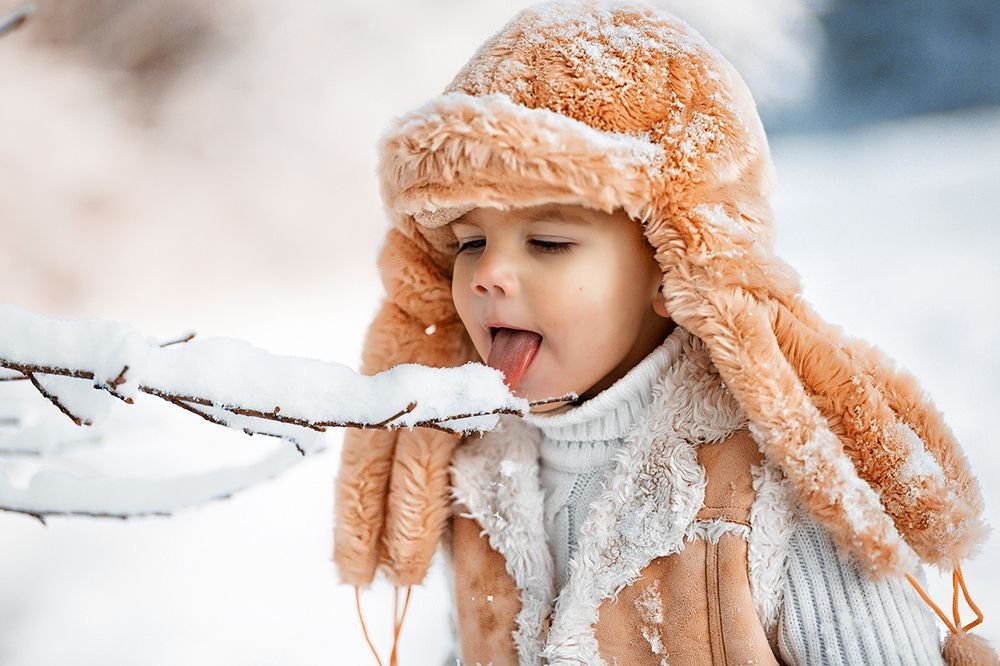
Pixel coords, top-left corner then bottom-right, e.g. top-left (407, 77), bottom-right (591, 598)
top-left (487, 329), bottom-right (542, 390)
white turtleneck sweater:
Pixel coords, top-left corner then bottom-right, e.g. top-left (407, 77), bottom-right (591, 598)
top-left (522, 338), bottom-right (671, 590)
top-left (515, 337), bottom-right (946, 665)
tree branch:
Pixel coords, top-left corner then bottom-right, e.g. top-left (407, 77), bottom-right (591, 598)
top-left (158, 332), bottom-right (196, 348)
top-left (0, 3), bottom-right (34, 39)
top-left (0, 505), bottom-right (172, 525)
top-left (0, 357), bottom-right (569, 438)
top-left (0, 306), bottom-right (577, 522)
top-left (24, 372), bottom-right (91, 427)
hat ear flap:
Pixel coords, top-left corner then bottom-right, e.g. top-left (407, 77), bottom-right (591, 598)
top-left (334, 227), bottom-right (476, 586)
top-left (379, 315), bottom-right (476, 586)
top-left (380, 402), bottom-right (464, 585)
top-left (769, 298), bottom-right (986, 568)
top-left (667, 280), bottom-right (918, 574)
top-left (336, 425), bottom-right (400, 586)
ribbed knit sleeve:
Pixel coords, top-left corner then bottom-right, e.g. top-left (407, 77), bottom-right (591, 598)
top-left (777, 516), bottom-right (945, 665)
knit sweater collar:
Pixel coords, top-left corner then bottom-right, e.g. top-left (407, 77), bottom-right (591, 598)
top-left (521, 324), bottom-right (686, 443)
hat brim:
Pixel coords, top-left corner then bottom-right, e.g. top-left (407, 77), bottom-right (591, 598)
top-left (376, 92), bottom-right (666, 230)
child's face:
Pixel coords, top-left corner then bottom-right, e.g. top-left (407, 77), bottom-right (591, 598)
top-left (450, 203), bottom-right (674, 413)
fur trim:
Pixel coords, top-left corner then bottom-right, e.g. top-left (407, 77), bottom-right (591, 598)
top-left (379, 91), bottom-right (665, 230)
top-left (747, 459), bottom-right (798, 644)
top-left (541, 327), bottom-right (744, 664)
top-left (450, 415), bottom-right (555, 665)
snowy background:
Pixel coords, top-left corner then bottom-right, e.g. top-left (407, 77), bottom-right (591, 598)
top-left (0, 0), bottom-right (997, 663)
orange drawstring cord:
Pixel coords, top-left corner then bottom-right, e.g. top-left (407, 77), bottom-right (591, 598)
top-left (389, 586), bottom-right (413, 666)
top-left (352, 585), bottom-right (413, 666)
top-left (355, 585), bottom-right (384, 666)
top-left (905, 564), bottom-right (985, 635)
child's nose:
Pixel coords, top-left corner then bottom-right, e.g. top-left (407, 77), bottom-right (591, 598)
top-left (472, 248), bottom-right (517, 297)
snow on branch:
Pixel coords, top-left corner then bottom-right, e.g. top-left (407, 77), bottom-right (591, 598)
top-left (0, 304), bottom-right (551, 438)
top-left (0, 304), bottom-right (571, 522)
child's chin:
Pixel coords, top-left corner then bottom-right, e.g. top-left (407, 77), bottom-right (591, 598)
top-left (511, 383), bottom-right (537, 403)
top-left (519, 382), bottom-right (575, 412)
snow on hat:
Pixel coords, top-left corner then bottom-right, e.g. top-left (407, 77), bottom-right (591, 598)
top-left (335, 0), bottom-right (986, 591)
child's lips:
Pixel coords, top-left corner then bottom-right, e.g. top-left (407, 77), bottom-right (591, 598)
top-left (486, 322), bottom-right (539, 341)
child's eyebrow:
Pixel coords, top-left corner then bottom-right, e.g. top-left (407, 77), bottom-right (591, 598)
top-left (525, 209), bottom-right (592, 226)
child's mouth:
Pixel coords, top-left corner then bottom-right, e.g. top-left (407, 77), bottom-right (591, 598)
top-left (487, 327), bottom-right (542, 391)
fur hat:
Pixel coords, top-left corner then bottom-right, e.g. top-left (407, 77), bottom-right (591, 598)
top-left (335, 0), bottom-right (986, 590)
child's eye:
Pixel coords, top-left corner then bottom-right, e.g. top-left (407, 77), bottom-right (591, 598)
top-left (530, 239), bottom-right (572, 254)
top-left (456, 239), bottom-right (485, 254)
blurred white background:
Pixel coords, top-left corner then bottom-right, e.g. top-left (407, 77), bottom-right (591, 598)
top-left (1, 0), bottom-right (997, 663)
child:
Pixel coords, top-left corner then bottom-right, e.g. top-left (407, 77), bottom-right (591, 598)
top-left (334, 2), bottom-right (995, 664)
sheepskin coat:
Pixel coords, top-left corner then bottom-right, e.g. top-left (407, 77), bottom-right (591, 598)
top-left (443, 325), bottom-right (947, 666)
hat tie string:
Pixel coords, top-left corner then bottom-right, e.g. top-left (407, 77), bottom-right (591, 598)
top-left (354, 585), bottom-right (413, 666)
top-left (905, 565), bottom-right (984, 634)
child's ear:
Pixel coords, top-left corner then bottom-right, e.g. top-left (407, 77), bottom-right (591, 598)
top-left (653, 284), bottom-right (670, 318)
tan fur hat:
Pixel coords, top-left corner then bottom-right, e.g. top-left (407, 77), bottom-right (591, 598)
top-left (335, 0), bottom-right (987, 593)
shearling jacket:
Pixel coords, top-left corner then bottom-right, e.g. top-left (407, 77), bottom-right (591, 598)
top-left (442, 326), bottom-right (945, 665)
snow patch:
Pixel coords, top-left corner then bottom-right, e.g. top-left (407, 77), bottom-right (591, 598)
top-left (895, 422), bottom-right (945, 482)
top-left (634, 578), bottom-right (664, 624)
top-left (635, 580), bottom-right (665, 656)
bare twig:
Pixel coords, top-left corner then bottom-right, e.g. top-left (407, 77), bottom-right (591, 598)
top-left (0, 374), bottom-right (27, 382)
top-left (223, 404), bottom-right (328, 432)
top-left (159, 332), bottom-right (196, 348)
top-left (107, 366), bottom-right (129, 389)
top-left (1, 362), bottom-right (91, 381)
top-left (96, 365), bottom-right (134, 404)
top-left (412, 406), bottom-right (522, 429)
top-left (372, 402), bottom-right (417, 428)
top-left (520, 394), bottom-right (576, 407)
top-left (24, 372), bottom-right (91, 427)
top-left (416, 392), bottom-right (576, 427)
top-left (163, 394), bottom-right (305, 452)
top-left (0, 3), bottom-right (34, 39)
top-left (164, 395), bottom-right (230, 428)
top-left (0, 505), bottom-right (171, 524)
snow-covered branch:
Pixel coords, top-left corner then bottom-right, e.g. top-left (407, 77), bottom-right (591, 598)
top-left (0, 304), bottom-right (569, 521)
top-left (0, 304), bottom-right (552, 438)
